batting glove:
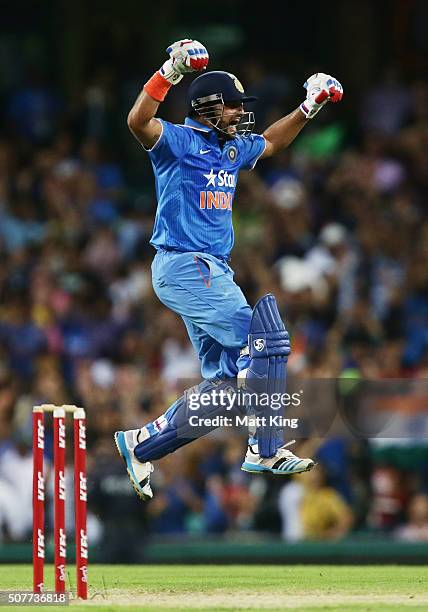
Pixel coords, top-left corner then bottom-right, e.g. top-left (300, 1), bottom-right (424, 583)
top-left (159, 39), bottom-right (209, 85)
top-left (300, 73), bottom-right (343, 119)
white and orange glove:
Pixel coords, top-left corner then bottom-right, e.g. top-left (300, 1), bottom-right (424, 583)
top-left (160, 39), bottom-right (209, 84)
top-left (145, 39), bottom-right (209, 102)
top-left (300, 73), bottom-right (343, 119)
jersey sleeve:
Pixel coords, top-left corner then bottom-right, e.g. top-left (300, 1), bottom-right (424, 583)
top-left (146, 119), bottom-right (192, 161)
top-left (238, 134), bottom-right (267, 171)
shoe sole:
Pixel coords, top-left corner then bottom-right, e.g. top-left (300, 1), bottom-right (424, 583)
top-left (241, 460), bottom-right (315, 475)
top-left (114, 431), bottom-right (151, 501)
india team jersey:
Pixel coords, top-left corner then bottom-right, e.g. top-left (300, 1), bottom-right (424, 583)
top-left (147, 117), bottom-right (266, 259)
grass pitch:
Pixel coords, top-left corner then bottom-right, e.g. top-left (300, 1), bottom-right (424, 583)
top-left (1, 564), bottom-right (427, 611)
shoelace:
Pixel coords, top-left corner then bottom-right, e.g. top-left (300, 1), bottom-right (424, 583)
top-left (249, 440), bottom-right (296, 456)
top-left (279, 440), bottom-right (296, 450)
top-left (277, 440), bottom-right (300, 459)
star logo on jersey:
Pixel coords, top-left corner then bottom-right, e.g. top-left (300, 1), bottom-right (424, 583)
top-left (203, 169), bottom-right (217, 187)
top-left (203, 169), bottom-right (236, 188)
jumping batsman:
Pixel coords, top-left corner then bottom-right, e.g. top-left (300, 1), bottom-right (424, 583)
top-left (115, 39), bottom-right (343, 500)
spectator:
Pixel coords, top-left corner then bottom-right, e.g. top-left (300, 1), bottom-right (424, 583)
top-left (395, 494), bottom-right (428, 542)
top-left (279, 464), bottom-right (353, 541)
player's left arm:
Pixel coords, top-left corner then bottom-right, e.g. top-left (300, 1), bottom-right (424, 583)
top-left (261, 73), bottom-right (343, 158)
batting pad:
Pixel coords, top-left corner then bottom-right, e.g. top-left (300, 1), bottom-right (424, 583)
top-left (246, 294), bottom-right (291, 458)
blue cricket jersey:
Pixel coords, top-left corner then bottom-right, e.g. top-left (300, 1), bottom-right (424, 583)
top-left (147, 117), bottom-right (266, 260)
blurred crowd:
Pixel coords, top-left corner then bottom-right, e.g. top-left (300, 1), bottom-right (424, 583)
top-left (0, 54), bottom-right (428, 559)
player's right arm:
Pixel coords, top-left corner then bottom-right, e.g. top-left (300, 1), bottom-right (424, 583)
top-left (127, 91), bottom-right (162, 149)
top-left (127, 40), bottom-right (209, 149)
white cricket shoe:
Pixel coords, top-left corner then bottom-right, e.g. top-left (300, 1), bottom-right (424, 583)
top-left (241, 440), bottom-right (315, 475)
top-left (114, 429), bottom-right (154, 501)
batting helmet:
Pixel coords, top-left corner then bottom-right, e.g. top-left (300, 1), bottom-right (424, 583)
top-left (188, 71), bottom-right (257, 137)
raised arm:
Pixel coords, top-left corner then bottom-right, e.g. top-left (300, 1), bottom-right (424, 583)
top-left (127, 91), bottom-right (162, 149)
top-left (261, 73), bottom-right (343, 158)
top-left (127, 39), bottom-right (209, 149)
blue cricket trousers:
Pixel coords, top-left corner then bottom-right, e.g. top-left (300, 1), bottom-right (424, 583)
top-left (151, 249), bottom-right (252, 380)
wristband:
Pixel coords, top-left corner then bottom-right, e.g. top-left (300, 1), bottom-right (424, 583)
top-left (143, 71), bottom-right (172, 102)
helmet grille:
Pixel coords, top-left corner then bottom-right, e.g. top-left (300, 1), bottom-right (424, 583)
top-left (191, 93), bottom-right (255, 138)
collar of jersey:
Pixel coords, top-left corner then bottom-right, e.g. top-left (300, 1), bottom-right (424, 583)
top-left (183, 117), bottom-right (213, 133)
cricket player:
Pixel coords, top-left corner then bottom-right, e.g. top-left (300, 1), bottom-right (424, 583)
top-left (115, 39), bottom-right (343, 500)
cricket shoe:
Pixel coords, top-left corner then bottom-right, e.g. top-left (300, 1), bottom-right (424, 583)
top-left (241, 440), bottom-right (315, 475)
top-left (114, 429), bottom-right (154, 501)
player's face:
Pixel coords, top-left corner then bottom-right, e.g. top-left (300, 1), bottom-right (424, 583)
top-left (219, 102), bottom-right (244, 137)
